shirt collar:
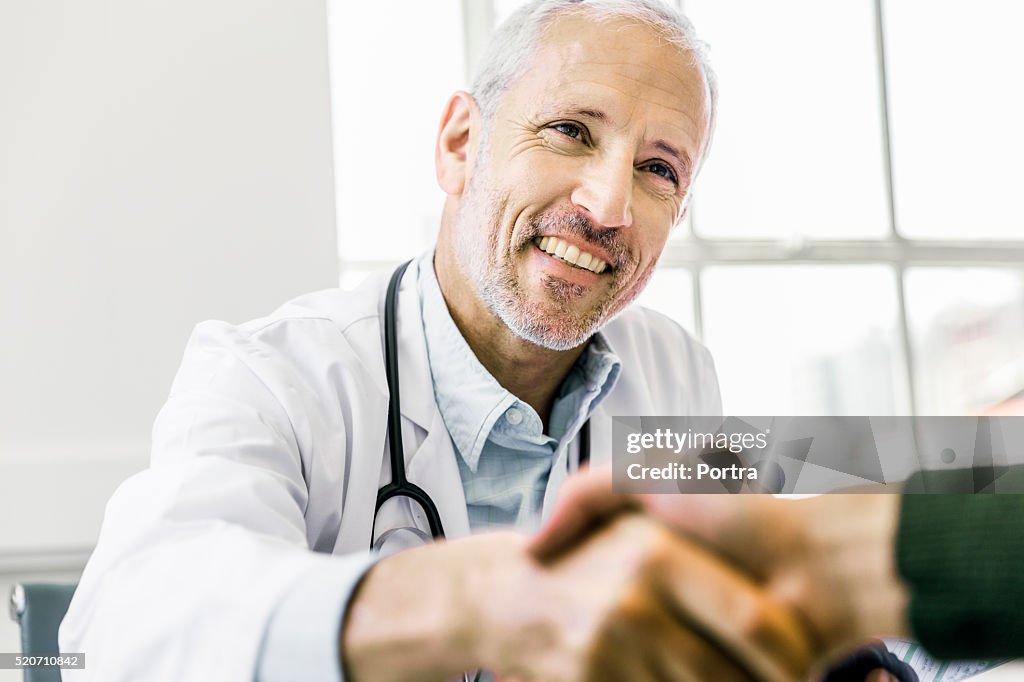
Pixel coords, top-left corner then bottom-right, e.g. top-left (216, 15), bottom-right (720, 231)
top-left (417, 251), bottom-right (620, 472)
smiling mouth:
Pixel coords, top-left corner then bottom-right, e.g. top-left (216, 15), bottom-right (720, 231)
top-left (532, 236), bottom-right (609, 273)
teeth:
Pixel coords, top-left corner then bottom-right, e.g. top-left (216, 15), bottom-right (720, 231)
top-left (533, 237), bottom-right (608, 273)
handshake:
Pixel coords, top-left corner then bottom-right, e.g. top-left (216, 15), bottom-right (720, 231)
top-left (343, 467), bottom-right (909, 682)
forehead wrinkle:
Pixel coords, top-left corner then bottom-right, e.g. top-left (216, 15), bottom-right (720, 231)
top-left (562, 77), bottom-right (698, 124)
top-left (537, 15), bottom-right (706, 91)
top-left (554, 61), bottom-right (708, 134)
top-left (560, 57), bottom-right (706, 101)
top-left (583, 54), bottom-right (706, 100)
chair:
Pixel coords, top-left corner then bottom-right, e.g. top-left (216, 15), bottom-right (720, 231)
top-left (7, 583), bottom-right (78, 682)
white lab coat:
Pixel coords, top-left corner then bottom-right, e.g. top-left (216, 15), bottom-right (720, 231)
top-left (58, 258), bottom-right (722, 681)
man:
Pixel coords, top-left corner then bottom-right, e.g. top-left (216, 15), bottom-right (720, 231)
top-left (60, 2), bottom-right (813, 680)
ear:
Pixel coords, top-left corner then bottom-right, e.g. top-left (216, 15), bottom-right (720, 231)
top-left (435, 91), bottom-right (481, 196)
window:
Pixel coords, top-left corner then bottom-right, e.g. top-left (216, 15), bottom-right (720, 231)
top-left (686, 0), bottom-right (889, 240)
top-left (328, 0), bottom-right (1024, 416)
top-left (884, 1), bottom-right (1024, 239)
top-left (701, 265), bottom-right (907, 415)
top-left (905, 269), bottom-right (1024, 415)
top-left (327, 0), bottom-right (465, 288)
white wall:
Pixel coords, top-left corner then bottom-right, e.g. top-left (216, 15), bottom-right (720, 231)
top-left (0, 0), bottom-right (339, 620)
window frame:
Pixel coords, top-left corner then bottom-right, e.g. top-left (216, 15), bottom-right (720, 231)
top-left (337, 0), bottom-right (1024, 416)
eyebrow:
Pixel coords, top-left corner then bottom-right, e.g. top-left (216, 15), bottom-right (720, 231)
top-left (652, 140), bottom-right (693, 182)
top-left (566, 107), bottom-right (608, 121)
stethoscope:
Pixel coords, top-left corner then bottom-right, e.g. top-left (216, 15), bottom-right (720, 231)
top-left (372, 259), bottom-right (590, 682)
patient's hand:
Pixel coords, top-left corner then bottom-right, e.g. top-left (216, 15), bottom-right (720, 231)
top-left (493, 513), bottom-right (815, 681)
top-left (531, 466), bottom-right (911, 675)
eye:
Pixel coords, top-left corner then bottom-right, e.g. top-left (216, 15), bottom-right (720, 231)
top-left (642, 161), bottom-right (678, 186)
top-left (551, 122), bottom-right (585, 141)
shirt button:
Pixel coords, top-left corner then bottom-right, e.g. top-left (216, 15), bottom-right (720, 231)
top-left (505, 407), bottom-right (524, 425)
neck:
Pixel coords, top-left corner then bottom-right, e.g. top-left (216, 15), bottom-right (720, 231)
top-left (433, 231), bottom-right (585, 428)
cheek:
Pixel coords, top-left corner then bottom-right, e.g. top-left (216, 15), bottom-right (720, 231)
top-left (605, 260), bottom-right (658, 320)
top-left (510, 150), bottom-right (583, 201)
top-left (621, 260), bottom-right (657, 301)
top-left (610, 211), bottom-right (672, 306)
top-left (632, 206), bottom-right (675, 263)
top-left (500, 159), bottom-right (580, 241)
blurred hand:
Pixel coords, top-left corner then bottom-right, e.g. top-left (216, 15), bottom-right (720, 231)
top-left (346, 513), bottom-right (815, 682)
top-left (530, 466), bottom-right (911, 671)
top-left (483, 513), bottom-right (814, 681)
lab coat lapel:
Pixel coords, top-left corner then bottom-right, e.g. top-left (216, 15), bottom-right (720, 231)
top-left (395, 258), bottom-right (471, 539)
top-left (541, 405), bottom-right (616, 523)
top-left (407, 409), bottom-right (471, 540)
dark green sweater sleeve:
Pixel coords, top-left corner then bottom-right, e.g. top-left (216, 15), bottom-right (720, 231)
top-left (897, 467), bottom-right (1024, 659)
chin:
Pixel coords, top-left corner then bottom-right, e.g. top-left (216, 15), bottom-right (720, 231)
top-left (476, 249), bottom-right (617, 350)
top-left (503, 288), bottom-right (611, 351)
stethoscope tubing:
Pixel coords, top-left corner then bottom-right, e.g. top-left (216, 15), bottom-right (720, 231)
top-left (375, 260), bottom-right (447, 538)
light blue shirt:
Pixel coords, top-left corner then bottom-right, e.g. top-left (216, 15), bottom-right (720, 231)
top-left (256, 253), bottom-right (620, 681)
top-left (418, 252), bottom-right (621, 532)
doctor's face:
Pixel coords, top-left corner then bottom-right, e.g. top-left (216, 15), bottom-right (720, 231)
top-left (454, 14), bottom-right (710, 350)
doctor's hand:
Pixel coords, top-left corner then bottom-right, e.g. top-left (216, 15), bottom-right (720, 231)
top-left (531, 467), bottom-right (912, 672)
top-left (343, 513), bottom-right (814, 682)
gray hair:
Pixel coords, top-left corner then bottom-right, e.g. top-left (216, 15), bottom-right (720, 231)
top-left (470, 0), bottom-right (718, 168)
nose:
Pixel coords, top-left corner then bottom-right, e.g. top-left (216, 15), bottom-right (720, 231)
top-left (570, 151), bottom-right (634, 229)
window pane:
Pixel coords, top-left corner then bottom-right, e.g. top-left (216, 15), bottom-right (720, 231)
top-left (905, 268), bottom-right (1024, 415)
top-left (635, 267), bottom-right (695, 335)
top-left (885, 2), bottom-right (1024, 239)
top-left (327, 2), bottom-right (465, 264)
top-left (686, 0), bottom-right (889, 239)
top-left (701, 266), bottom-right (908, 415)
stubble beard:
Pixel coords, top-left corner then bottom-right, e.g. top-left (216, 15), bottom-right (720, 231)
top-left (453, 165), bottom-right (644, 352)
